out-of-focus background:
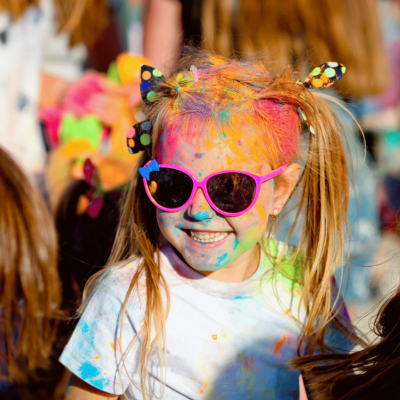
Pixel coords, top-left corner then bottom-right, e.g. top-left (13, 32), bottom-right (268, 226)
top-left (1, 0), bottom-right (400, 398)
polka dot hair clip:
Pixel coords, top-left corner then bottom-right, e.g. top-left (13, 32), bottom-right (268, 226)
top-left (127, 120), bottom-right (152, 154)
top-left (297, 62), bottom-right (346, 89)
top-left (140, 65), bottom-right (165, 104)
top-left (296, 62), bottom-right (346, 137)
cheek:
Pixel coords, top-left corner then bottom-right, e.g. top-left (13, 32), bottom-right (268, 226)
top-left (157, 210), bottom-right (183, 238)
top-left (231, 187), bottom-right (272, 237)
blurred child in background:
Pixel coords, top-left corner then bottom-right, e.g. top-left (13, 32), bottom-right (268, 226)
top-left (0, 0), bottom-right (109, 177)
top-left (294, 279), bottom-right (400, 399)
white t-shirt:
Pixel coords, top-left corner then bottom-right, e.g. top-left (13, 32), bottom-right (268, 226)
top-left (60, 241), bottom-right (350, 400)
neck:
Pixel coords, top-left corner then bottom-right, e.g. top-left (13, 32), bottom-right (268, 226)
top-left (197, 244), bottom-right (260, 282)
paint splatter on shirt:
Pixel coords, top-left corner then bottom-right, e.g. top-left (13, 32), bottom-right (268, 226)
top-left (60, 240), bottom-right (352, 399)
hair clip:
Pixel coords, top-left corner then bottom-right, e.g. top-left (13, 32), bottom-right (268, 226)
top-left (297, 62), bottom-right (346, 89)
top-left (139, 159), bottom-right (159, 180)
top-left (190, 65), bottom-right (199, 82)
top-left (127, 120), bottom-right (152, 154)
top-left (297, 107), bottom-right (316, 138)
top-left (140, 65), bottom-right (165, 104)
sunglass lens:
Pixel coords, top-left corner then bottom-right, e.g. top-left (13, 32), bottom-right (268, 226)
top-left (147, 168), bottom-right (193, 209)
top-left (207, 173), bottom-right (256, 213)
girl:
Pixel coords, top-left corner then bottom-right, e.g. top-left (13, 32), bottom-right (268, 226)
top-left (294, 283), bottom-right (400, 400)
top-left (61, 52), bottom-right (357, 399)
top-left (0, 146), bottom-right (61, 397)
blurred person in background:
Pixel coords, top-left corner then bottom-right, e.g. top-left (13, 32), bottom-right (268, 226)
top-left (0, 0), bottom-right (109, 179)
top-left (293, 278), bottom-right (400, 400)
top-left (143, 0), bottom-right (390, 316)
top-left (0, 145), bottom-right (61, 399)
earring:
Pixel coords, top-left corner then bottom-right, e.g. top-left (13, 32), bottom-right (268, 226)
top-left (271, 209), bottom-right (279, 217)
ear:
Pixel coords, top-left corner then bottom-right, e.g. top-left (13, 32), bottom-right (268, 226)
top-left (269, 163), bottom-right (301, 216)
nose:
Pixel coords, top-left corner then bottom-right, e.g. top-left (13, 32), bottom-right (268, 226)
top-left (186, 188), bottom-right (216, 221)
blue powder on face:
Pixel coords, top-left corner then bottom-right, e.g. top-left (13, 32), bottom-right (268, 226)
top-left (193, 210), bottom-right (211, 220)
top-left (216, 253), bottom-right (228, 267)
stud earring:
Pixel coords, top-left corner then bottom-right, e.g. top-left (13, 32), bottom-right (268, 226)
top-left (272, 209), bottom-right (279, 217)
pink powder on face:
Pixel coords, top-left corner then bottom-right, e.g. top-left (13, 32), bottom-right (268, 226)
top-left (253, 100), bottom-right (301, 165)
top-left (156, 85), bottom-right (302, 167)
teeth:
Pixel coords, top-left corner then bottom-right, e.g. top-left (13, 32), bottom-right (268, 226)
top-left (189, 231), bottom-right (229, 243)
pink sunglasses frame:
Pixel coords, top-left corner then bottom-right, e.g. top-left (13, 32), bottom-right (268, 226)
top-left (142, 160), bottom-right (288, 217)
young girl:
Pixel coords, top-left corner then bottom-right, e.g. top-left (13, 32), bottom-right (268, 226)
top-left (61, 52), bottom-right (356, 399)
top-left (0, 146), bottom-right (60, 398)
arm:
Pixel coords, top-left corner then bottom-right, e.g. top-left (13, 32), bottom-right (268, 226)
top-left (143, 0), bottom-right (183, 75)
top-left (65, 374), bottom-right (119, 400)
top-left (299, 374), bottom-right (308, 400)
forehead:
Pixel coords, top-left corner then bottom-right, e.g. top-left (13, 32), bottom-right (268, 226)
top-left (155, 124), bottom-right (270, 176)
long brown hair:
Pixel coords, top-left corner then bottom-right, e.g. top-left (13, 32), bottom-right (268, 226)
top-left (202, 0), bottom-right (389, 98)
top-left (293, 286), bottom-right (400, 400)
top-left (0, 0), bottom-right (109, 46)
top-left (82, 51), bottom-right (359, 398)
top-left (0, 147), bottom-right (60, 382)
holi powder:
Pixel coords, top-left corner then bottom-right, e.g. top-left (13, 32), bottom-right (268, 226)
top-left (273, 335), bottom-right (287, 354)
top-left (199, 383), bottom-right (208, 394)
top-left (154, 61), bottom-right (303, 167)
top-left (239, 354), bottom-right (255, 372)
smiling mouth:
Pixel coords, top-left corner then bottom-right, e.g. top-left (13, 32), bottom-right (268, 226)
top-left (188, 230), bottom-right (230, 243)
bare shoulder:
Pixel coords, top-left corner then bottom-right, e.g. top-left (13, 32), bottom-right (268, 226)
top-left (65, 374), bottom-right (119, 400)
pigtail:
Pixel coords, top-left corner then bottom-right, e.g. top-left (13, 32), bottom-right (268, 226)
top-left (293, 92), bottom-right (354, 351)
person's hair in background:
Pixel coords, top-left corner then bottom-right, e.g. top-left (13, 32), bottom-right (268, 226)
top-left (293, 284), bottom-right (400, 400)
top-left (0, 0), bottom-right (109, 47)
top-left (0, 146), bottom-right (61, 383)
top-left (145, 0), bottom-right (389, 98)
top-left (53, 0), bottom-right (109, 47)
top-left (201, 0), bottom-right (389, 98)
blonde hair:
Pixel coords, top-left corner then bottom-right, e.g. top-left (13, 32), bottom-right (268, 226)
top-left (0, 147), bottom-right (61, 382)
top-left (82, 51), bottom-right (358, 398)
top-left (202, 0), bottom-right (389, 98)
top-left (0, 0), bottom-right (109, 46)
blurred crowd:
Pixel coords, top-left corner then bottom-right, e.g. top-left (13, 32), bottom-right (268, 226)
top-left (1, 0), bottom-right (400, 398)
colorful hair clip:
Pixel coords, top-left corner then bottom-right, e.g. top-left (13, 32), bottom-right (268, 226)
top-left (140, 65), bottom-right (165, 104)
top-left (297, 62), bottom-right (346, 89)
top-left (127, 120), bottom-right (152, 154)
top-left (139, 159), bottom-right (160, 180)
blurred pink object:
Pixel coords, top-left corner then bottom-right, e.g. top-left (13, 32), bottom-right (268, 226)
top-left (64, 72), bottom-right (105, 117)
top-left (38, 107), bottom-right (63, 147)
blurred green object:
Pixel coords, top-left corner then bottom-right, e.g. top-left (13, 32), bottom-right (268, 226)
top-left (60, 114), bottom-right (103, 150)
top-left (107, 62), bottom-right (122, 84)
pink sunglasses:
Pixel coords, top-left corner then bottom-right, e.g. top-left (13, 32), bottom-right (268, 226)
top-left (139, 160), bottom-right (288, 217)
